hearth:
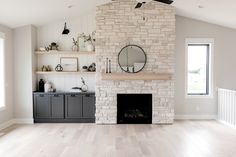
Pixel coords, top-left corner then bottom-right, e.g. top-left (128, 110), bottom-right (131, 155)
top-left (117, 94), bottom-right (152, 124)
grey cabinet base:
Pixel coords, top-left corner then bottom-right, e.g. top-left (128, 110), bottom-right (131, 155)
top-left (34, 118), bottom-right (95, 123)
top-left (33, 92), bottom-right (96, 123)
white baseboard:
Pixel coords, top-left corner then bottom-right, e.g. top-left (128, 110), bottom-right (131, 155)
top-left (0, 118), bottom-right (34, 131)
top-left (175, 115), bottom-right (217, 120)
top-left (218, 120), bottom-right (236, 129)
top-left (13, 118), bottom-right (34, 124)
top-left (0, 119), bottom-right (15, 131)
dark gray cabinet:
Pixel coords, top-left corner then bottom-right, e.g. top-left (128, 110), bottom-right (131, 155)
top-left (33, 92), bottom-right (95, 123)
top-left (65, 94), bottom-right (95, 121)
top-left (51, 94), bottom-right (64, 118)
top-left (34, 94), bottom-right (64, 119)
top-left (83, 94), bottom-right (95, 118)
top-left (65, 94), bottom-right (83, 118)
top-left (34, 94), bottom-right (51, 118)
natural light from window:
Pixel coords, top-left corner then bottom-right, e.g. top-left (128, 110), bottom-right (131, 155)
top-left (0, 37), bottom-right (4, 108)
top-left (187, 44), bottom-right (210, 95)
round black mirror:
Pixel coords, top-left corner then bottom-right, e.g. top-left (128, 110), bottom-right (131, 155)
top-left (118, 45), bottom-right (147, 73)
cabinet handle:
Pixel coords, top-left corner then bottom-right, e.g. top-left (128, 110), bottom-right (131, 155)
top-left (54, 94), bottom-right (59, 97)
top-left (71, 94), bottom-right (76, 97)
top-left (39, 95), bottom-right (44, 97)
top-left (85, 94), bottom-right (90, 97)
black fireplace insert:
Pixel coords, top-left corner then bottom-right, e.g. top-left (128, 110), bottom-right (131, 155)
top-left (117, 94), bottom-right (152, 124)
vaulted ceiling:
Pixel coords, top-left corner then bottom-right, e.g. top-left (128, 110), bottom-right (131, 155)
top-left (0, 0), bottom-right (235, 29)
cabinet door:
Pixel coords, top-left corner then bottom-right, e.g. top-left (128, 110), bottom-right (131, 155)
top-left (51, 94), bottom-right (64, 118)
top-left (65, 94), bottom-right (83, 118)
top-left (82, 94), bottom-right (95, 118)
top-left (34, 94), bottom-right (51, 118)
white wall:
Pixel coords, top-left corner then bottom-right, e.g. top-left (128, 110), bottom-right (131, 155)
top-left (0, 24), bottom-right (14, 126)
top-left (13, 25), bottom-right (36, 121)
top-left (175, 16), bottom-right (236, 118)
top-left (37, 13), bottom-right (96, 92)
top-left (37, 12), bottom-right (96, 51)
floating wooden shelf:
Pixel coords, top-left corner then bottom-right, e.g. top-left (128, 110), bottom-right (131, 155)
top-left (36, 71), bottom-right (96, 75)
top-left (35, 50), bottom-right (95, 55)
top-left (101, 73), bottom-right (172, 80)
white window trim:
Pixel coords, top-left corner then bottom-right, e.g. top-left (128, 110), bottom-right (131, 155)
top-left (185, 38), bottom-right (214, 99)
top-left (0, 32), bottom-right (6, 111)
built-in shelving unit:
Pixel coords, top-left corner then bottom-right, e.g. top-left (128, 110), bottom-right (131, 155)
top-left (101, 73), bottom-right (172, 80)
top-left (35, 50), bottom-right (96, 75)
top-left (35, 50), bottom-right (95, 55)
top-left (36, 71), bottom-right (96, 75)
top-left (35, 49), bottom-right (96, 91)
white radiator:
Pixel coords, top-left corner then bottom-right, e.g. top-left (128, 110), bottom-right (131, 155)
top-left (218, 88), bottom-right (236, 126)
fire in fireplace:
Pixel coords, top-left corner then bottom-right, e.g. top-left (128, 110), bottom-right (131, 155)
top-left (117, 94), bottom-right (152, 124)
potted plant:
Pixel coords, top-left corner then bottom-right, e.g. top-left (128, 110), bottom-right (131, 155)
top-left (78, 31), bottom-right (96, 52)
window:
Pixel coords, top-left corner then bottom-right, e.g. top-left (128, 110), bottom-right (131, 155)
top-left (186, 39), bottom-right (213, 97)
top-left (0, 33), bottom-right (5, 109)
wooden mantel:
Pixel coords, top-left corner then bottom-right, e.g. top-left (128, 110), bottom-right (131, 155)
top-left (101, 73), bottom-right (172, 80)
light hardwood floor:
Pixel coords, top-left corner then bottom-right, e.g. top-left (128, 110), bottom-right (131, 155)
top-left (0, 121), bottom-right (236, 157)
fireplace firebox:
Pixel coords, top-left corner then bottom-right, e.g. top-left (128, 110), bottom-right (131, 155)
top-left (117, 94), bottom-right (152, 124)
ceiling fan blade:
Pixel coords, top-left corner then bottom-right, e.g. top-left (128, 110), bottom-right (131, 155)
top-left (153, 0), bottom-right (174, 4)
top-left (135, 2), bottom-right (143, 8)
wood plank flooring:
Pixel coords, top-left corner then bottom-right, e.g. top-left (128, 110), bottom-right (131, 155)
top-left (0, 121), bottom-right (236, 157)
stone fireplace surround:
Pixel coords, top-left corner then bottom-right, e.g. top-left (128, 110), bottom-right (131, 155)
top-left (95, 0), bottom-right (175, 124)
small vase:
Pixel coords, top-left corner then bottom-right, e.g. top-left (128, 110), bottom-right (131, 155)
top-left (86, 43), bottom-right (94, 52)
top-left (44, 81), bottom-right (52, 93)
top-left (38, 79), bottom-right (44, 92)
top-left (72, 45), bottom-right (79, 52)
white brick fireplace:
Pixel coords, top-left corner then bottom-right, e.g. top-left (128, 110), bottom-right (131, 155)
top-left (95, 0), bottom-right (175, 124)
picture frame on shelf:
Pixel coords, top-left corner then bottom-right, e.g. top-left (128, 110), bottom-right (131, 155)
top-left (60, 57), bottom-right (78, 72)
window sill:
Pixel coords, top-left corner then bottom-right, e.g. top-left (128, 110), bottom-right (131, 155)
top-left (186, 95), bottom-right (213, 99)
top-left (0, 106), bottom-right (6, 111)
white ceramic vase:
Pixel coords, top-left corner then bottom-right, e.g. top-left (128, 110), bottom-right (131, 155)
top-left (44, 81), bottom-right (52, 93)
top-left (86, 43), bottom-right (94, 52)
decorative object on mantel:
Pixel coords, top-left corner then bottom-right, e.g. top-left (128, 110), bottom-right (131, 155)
top-left (101, 73), bottom-right (172, 80)
top-left (71, 87), bottom-right (81, 92)
top-left (118, 45), bottom-right (146, 73)
top-left (109, 59), bottom-right (111, 73)
top-left (70, 77), bottom-right (88, 92)
top-left (105, 58), bottom-right (112, 73)
top-left (88, 63), bottom-right (96, 72)
top-left (82, 66), bottom-right (88, 72)
top-left (55, 64), bottom-right (63, 72)
top-left (41, 65), bottom-right (47, 72)
top-left (78, 31), bottom-right (96, 52)
top-left (78, 33), bottom-right (86, 51)
top-left (80, 77), bottom-right (88, 92)
top-left (62, 22), bottom-right (70, 35)
top-left (44, 42), bottom-right (59, 51)
top-left (49, 42), bottom-right (59, 51)
top-left (38, 79), bottom-right (45, 92)
top-left (72, 38), bottom-right (79, 51)
top-left (47, 65), bottom-right (51, 71)
top-left (44, 81), bottom-right (53, 93)
top-left (41, 65), bottom-right (51, 72)
top-left (45, 46), bottom-right (50, 51)
top-left (60, 57), bottom-right (78, 72)
top-left (39, 47), bottom-right (46, 51)
top-left (105, 58), bottom-right (109, 73)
